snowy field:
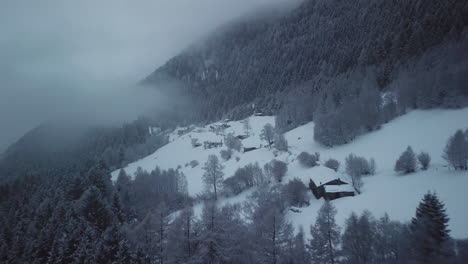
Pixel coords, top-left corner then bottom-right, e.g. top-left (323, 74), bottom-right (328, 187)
top-left (113, 108), bottom-right (468, 238)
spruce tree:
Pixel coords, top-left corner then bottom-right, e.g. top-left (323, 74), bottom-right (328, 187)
top-left (341, 211), bottom-right (376, 264)
top-left (79, 187), bottom-right (114, 231)
top-left (410, 192), bottom-right (452, 263)
top-left (274, 133), bottom-right (288, 152)
top-left (395, 146), bottom-right (417, 174)
top-left (292, 227), bottom-right (309, 264)
top-left (308, 201), bottom-right (340, 264)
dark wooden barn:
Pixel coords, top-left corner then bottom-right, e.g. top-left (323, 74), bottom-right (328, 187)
top-left (309, 178), bottom-right (355, 201)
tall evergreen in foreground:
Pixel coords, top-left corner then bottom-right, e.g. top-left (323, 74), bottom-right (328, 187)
top-left (308, 201), bottom-right (340, 264)
top-left (410, 192), bottom-right (452, 263)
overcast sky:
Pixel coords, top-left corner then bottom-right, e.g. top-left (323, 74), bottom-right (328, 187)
top-left (0, 0), bottom-right (291, 153)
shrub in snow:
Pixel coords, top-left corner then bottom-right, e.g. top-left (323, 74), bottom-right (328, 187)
top-left (235, 156), bottom-right (240, 162)
top-left (324, 158), bottom-right (340, 172)
top-left (191, 138), bottom-right (201, 148)
top-left (274, 133), bottom-right (288, 151)
top-left (345, 154), bottom-right (375, 194)
top-left (220, 149), bottom-right (233, 161)
top-left (417, 152), bottom-right (431, 170)
top-left (264, 160), bottom-right (288, 183)
top-left (369, 158), bottom-right (376, 175)
top-left (190, 160), bottom-right (199, 168)
top-left (225, 132), bottom-right (242, 151)
top-left (223, 163), bottom-right (265, 196)
top-left (443, 129), bottom-right (468, 170)
top-left (394, 146), bottom-right (417, 174)
top-left (223, 176), bottom-right (244, 196)
top-left (297, 152), bottom-right (318, 167)
top-left (345, 154), bottom-right (375, 177)
top-left (315, 152), bottom-right (320, 161)
top-left (283, 178), bottom-right (308, 207)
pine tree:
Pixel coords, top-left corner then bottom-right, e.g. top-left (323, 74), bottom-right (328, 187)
top-left (395, 146), bottom-right (417, 174)
top-left (79, 187), bottom-right (114, 231)
top-left (195, 201), bottom-right (224, 264)
top-left (410, 192), bottom-right (452, 263)
top-left (308, 201), bottom-right (340, 264)
top-left (292, 227), bottom-right (310, 264)
top-left (260, 123), bottom-right (275, 148)
top-left (115, 169), bottom-right (134, 220)
top-left (202, 155), bottom-right (224, 200)
top-left (443, 130), bottom-right (468, 170)
top-left (86, 160), bottom-right (112, 198)
top-left (246, 185), bottom-right (292, 264)
top-left (341, 211), bottom-right (376, 264)
top-left (243, 118), bottom-right (252, 136)
top-left (274, 133), bottom-right (288, 152)
top-left (166, 207), bottom-right (196, 263)
top-left (95, 225), bottom-right (134, 263)
top-left (153, 203), bottom-right (170, 264)
top-left (373, 213), bottom-right (412, 263)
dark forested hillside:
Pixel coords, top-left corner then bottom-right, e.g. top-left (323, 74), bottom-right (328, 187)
top-left (0, 117), bottom-right (168, 182)
top-left (2, 0), bottom-right (468, 262)
top-left (143, 0), bottom-right (468, 123)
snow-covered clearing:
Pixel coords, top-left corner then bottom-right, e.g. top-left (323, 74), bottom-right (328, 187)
top-left (113, 108), bottom-right (468, 238)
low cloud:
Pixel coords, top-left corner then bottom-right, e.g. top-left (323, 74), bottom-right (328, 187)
top-left (0, 0), bottom-right (292, 152)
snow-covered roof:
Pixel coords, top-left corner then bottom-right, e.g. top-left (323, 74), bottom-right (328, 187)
top-left (308, 166), bottom-right (345, 186)
top-left (324, 184), bottom-right (355, 193)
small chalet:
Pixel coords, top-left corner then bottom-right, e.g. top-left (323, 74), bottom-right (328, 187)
top-left (309, 178), bottom-right (355, 200)
top-left (304, 166), bottom-right (355, 201)
top-left (243, 147), bottom-right (258, 153)
top-left (203, 141), bottom-right (223, 149)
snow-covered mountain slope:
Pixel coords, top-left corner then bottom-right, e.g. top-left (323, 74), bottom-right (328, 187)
top-left (112, 115), bottom-right (277, 195)
top-left (113, 108), bottom-right (468, 238)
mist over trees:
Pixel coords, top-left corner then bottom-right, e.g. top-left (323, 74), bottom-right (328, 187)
top-left (0, 117), bottom-right (169, 182)
top-left (1, 0), bottom-right (468, 263)
top-left (144, 0), bottom-right (468, 132)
